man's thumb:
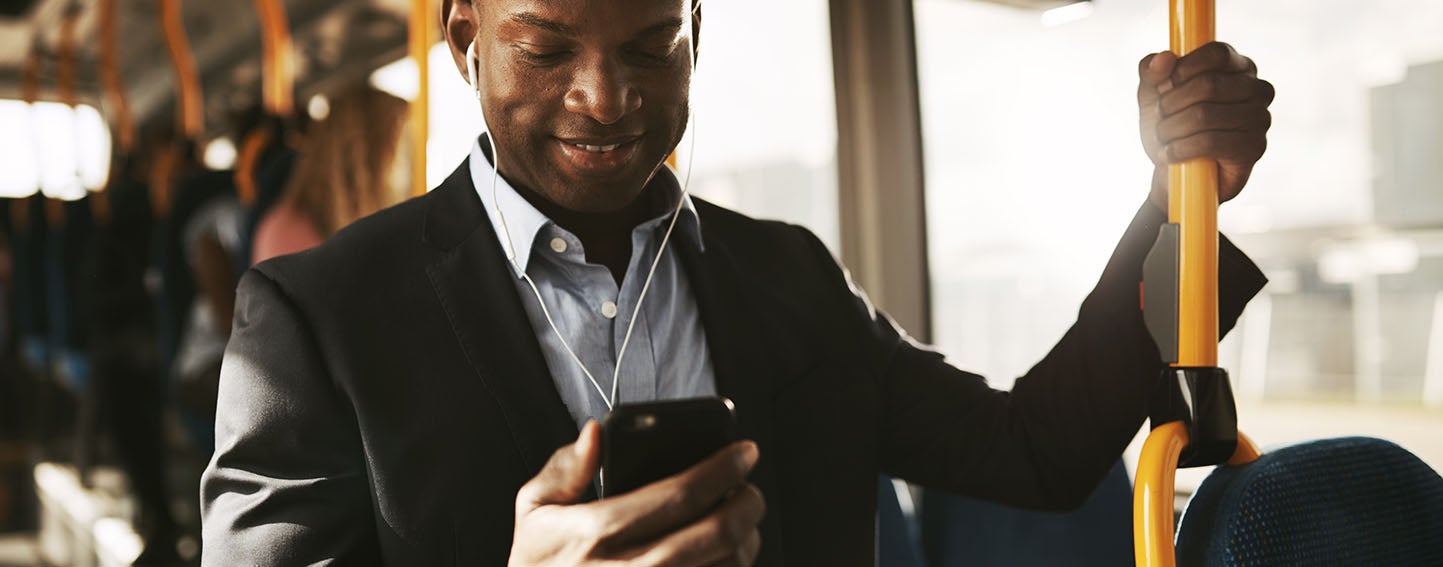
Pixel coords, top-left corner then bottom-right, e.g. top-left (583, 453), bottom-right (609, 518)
top-left (522, 420), bottom-right (602, 508)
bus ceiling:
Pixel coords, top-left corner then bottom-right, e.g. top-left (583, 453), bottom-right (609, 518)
top-left (0, 0), bottom-right (412, 139)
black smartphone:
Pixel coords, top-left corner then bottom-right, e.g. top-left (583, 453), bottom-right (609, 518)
top-left (599, 397), bottom-right (738, 498)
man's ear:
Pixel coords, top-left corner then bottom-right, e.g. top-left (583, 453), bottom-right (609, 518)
top-left (691, 0), bottom-right (702, 64)
top-left (442, 0), bottom-right (478, 84)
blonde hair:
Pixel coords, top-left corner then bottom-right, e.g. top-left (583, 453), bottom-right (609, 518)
top-left (282, 86), bottom-right (411, 238)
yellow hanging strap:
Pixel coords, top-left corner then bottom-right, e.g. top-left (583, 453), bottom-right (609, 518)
top-left (57, 6), bottom-right (78, 108)
top-left (160, 0), bottom-right (204, 140)
top-left (99, 0), bottom-right (135, 153)
top-left (21, 40), bottom-right (40, 105)
top-left (254, 0), bottom-right (295, 117)
top-left (408, 0), bottom-right (433, 196)
top-left (237, 0), bottom-right (295, 206)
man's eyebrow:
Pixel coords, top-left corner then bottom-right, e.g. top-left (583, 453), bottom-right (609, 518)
top-left (509, 12), bottom-right (577, 37)
top-left (636, 17), bottom-right (685, 37)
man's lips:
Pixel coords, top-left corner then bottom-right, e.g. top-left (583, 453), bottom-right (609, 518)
top-left (555, 134), bottom-right (643, 152)
top-left (551, 135), bottom-right (644, 174)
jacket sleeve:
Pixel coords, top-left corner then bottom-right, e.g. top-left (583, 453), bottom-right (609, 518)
top-left (199, 269), bottom-right (381, 565)
top-left (816, 202), bottom-right (1266, 511)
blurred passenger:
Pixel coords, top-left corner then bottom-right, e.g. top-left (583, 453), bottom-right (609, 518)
top-left (11, 196), bottom-right (47, 377)
top-left (250, 86), bottom-right (411, 264)
top-left (82, 152), bottom-right (181, 564)
top-left (145, 135), bottom-right (242, 458)
top-left (235, 109), bottom-right (303, 274)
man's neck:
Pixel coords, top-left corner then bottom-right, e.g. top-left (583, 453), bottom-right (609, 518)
top-left (515, 184), bottom-right (658, 286)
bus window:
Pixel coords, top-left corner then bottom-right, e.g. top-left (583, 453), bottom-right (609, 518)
top-left (0, 101), bottom-right (110, 200)
top-left (913, 0), bottom-right (1443, 481)
top-left (685, 0), bottom-right (839, 250)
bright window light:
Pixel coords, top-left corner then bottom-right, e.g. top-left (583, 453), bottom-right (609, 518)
top-left (0, 100), bottom-right (111, 200)
top-left (370, 56), bottom-right (419, 102)
top-left (1040, 1), bottom-right (1094, 28)
top-left (370, 43), bottom-right (484, 190)
top-left (203, 137), bottom-right (238, 170)
top-left (74, 104), bottom-right (112, 191)
top-left (307, 94), bottom-right (330, 121)
top-left (33, 102), bottom-right (85, 200)
top-left (0, 100), bottom-right (40, 198)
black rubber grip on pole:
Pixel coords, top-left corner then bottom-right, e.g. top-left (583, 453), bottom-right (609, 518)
top-left (1150, 367), bottom-right (1239, 468)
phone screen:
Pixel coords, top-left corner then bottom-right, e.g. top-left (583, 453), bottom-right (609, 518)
top-left (599, 397), bottom-right (737, 498)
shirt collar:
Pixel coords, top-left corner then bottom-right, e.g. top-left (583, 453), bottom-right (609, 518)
top-left (469, 134), bottom-right (703, 278)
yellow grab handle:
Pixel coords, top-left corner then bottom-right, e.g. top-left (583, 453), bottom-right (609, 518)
top-left (1134, 423), bottom-right (1261, 567)
top-left (1170, 0), bottom-right (1219, 367)
top-left (1134, 421), bottom-right (1189, 567)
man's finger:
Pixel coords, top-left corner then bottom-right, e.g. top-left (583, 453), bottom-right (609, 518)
top-left (1171, 42), bottom-right (1251, 85)
top-left (1158, 72), bottom-right (1263, 116)
top-left (1137, 51), bottom-right (1177, 106)
top-left (588, 440), bottom-right (759, 545)
top-left (516, 420), bottom-right (602, 512)
top-left (1155, 103), bottom-right (1271, 146)
top-left (631, 483), bottom-right (766, 567)
top-left (1164, 129), bottom-right (1268, 164)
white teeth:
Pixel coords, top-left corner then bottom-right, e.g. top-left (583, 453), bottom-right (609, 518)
top-left (571, 142), bottom-right (621, 153)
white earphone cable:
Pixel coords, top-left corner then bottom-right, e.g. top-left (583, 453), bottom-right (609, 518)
top-left (485, 118), bottom-right (697, 411)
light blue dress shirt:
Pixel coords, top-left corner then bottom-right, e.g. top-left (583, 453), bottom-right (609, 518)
top-left (469, 136), bottom-right (717, 427)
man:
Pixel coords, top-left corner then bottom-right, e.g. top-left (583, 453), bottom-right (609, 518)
top-left (200, 0), bottom-right (1274, 565)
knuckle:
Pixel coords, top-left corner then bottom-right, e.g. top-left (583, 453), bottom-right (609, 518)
top-left (742, 484), bottom-right (767, 520)
top-left (1199, 74), bottom-right (1222, 98)
top-left (1260, 80), bottom-right (1277, 103)
top-left (1190, 104), bottom-right (1212, 124)
top-left (662, 483), bottom-right (701, 517)
top-left (714, 513), bottom-right (744, 547)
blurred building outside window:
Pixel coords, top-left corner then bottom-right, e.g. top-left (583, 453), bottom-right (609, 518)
top-left (913, 0), bottom-right (1443, 485)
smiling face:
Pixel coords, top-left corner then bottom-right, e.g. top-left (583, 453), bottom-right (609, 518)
top-left (445, 0), bottom-right (695, 213)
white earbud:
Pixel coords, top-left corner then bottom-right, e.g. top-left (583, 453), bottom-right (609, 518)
top-left (465, 41), bottom-right (481, 100)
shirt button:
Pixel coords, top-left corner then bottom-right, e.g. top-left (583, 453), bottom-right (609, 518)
top-left (549, 237), bottom-right (568, 253)
top-left (601, 301), bottom-right (618, 319)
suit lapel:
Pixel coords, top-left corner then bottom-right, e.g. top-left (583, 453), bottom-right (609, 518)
top-left (423, 160), bottom-right (577, 475)
top-left (676, 206), bottom-right (791, 562)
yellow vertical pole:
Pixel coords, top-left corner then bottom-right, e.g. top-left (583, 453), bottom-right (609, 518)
top-left (409, 0), bottom-right (432, 196)
top-left (100, 0), bottom-right (135, 153)
top-left (1170, 0), bottom-right (1218, 367)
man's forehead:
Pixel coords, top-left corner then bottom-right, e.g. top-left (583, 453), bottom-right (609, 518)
top-left (477, 0), bottom-right (691, 31)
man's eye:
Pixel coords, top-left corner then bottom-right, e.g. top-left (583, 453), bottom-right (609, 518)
top-left (631, 47), bottom-right (675, 66)
top-left (515, 47), bottom-right (567, 65)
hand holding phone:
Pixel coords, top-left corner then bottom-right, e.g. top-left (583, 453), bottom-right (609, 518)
top-left (508, 415), bottom-right (765, 566)
top-left (600, 397), bottom-right (738, 498)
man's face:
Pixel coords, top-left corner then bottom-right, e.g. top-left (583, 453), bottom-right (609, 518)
top-left (464, 0), bottom-right (693, 213)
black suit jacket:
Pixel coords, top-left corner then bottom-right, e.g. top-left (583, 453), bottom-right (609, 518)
top-left (200, 159), bottom-right (1266, 565)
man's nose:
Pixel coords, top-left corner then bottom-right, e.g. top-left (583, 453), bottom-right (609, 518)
top-left (563, 57), bottom-right (641, 125)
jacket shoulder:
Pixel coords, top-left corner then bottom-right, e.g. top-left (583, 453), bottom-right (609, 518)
top-left (693, 199), bottom-right (837, 272)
